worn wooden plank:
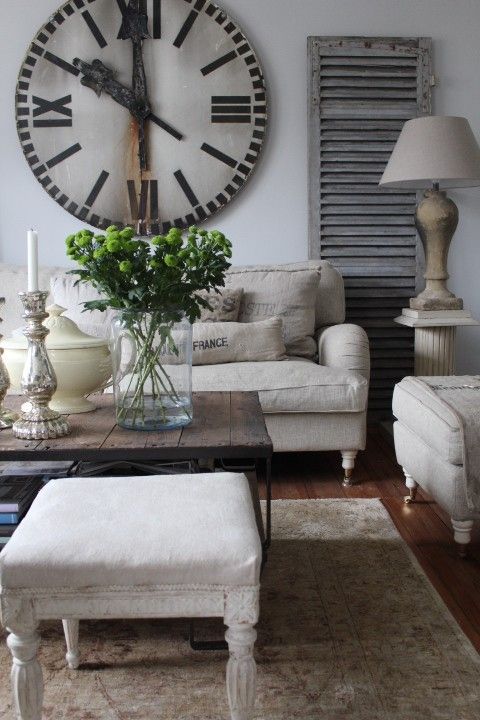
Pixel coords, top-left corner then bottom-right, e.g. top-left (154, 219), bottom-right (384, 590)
top-left (230, 392), bottom-right (271, 451)
top-left (178, 391), bottom-right (231, 450)
top-left (37, 402), bottom-right (116, 453)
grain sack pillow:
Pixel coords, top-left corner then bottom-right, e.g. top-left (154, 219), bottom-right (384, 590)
top-left (196, 287), bottom-right (243, 322)
top-left (192, 317), bottom-right (286, 365)
top-left (224, 266), bottom-right (320, 358)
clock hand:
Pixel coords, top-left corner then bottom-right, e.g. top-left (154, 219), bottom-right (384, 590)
top-left (73, 58), bottom-right (184, 140)
top-left (119, 0), bottom-right (150, 170)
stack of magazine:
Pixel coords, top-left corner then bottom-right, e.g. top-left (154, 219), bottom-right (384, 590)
top-left (0, 476), bottom-right (44, 545)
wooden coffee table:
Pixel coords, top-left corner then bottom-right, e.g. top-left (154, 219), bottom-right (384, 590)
top-left (0, 391), bottom-right (273, 548)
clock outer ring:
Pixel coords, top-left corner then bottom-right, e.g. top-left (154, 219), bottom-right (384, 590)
top-left (15, 0), bottom-right (268, 232)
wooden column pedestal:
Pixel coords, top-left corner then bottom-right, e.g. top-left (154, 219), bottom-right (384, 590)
top-left (394, 309), bottom-right (479, 376)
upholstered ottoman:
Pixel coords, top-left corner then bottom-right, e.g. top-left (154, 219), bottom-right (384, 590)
top-left (393, 376), bottom-right (480, 555)
top-left (0, 473), bottom-right (262, 720)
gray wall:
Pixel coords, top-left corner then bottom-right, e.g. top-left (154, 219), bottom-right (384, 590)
top-left (1, 0), bottom-right (479, 370)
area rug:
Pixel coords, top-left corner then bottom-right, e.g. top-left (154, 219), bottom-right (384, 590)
top-left (1, 499), bottom-right (479, 720)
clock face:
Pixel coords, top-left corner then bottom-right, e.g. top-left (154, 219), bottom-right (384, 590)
top-left (15, 0), bottom-right (267, 233)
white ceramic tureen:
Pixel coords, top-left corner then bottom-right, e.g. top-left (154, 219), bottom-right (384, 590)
top-left (1, 304), bottom-right (112, 414)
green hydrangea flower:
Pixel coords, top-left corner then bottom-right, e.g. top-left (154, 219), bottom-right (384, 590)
top-left (119, 260), bottom-right (133, 273)
top-left (151, 235), bottom-right (165, 246)
top-left (120, 227), bottom-right (135, 240)
top-left (188, 225), bottom-right (198, 234)
top-left (106, 225), bottom-right (118, 233)
top-left (75, 235), bottom-right (91, 248)
top-left (164, 254), bottom-right (178, 267)
top-left (149, 258), bottom-right (160, 269)
top-left (106, 238), bottom-right (122, 253)
top-left (65, 234), bottom-right (76, 248)
top-left (93, 247), bottom-right (107, 260)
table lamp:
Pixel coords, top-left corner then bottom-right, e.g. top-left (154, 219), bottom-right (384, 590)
top-left (379, 116), bottom-right (480, 311)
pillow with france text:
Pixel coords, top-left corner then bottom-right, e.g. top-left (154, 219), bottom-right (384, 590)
top-left (192, 317), bottom-right (286, 365)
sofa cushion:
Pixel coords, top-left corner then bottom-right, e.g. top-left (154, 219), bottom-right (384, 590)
top-left (196, 287), bottom-right (243, 322)
top-left (193, 359), bottom-right (368, 414)
top-left (193, 317), bottom-right (286, 365)
top-left (392, 377), bottom-right (463, 465)
top-left (225, 266), bottom-right (319, 359)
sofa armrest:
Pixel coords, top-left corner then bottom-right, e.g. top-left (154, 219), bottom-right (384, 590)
top-left (318, 324), bottom-right (370, 381)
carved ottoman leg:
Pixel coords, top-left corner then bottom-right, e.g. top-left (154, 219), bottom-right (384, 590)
top-left (225, 624), bottom-right (257, 720)
top-left (341, 450), bottom-right (358, 487)
top-left (451, 519), bottom-right (474, 558)
top-left (62, 619), bottom-right (80, 669)
top-left (6, 626), bottom-right (43, 720)
top-left (403, 469), bottom-right (418, 504)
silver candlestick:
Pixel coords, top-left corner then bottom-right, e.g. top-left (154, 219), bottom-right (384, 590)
top-left (12, 291), bottom-right (69, 440)
top-left (0, 300), bottom-right (19, 429)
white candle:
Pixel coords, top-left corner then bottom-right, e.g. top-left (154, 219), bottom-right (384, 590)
top-left (27, 229), bottom-right (39, 292)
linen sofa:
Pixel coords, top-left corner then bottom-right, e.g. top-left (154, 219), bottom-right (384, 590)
top-left (0, 260), bottom-right (370, 483)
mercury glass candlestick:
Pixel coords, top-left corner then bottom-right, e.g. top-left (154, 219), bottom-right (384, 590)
top-left (12, 291), bottom-right (69, 440)
top-left (0, 301), bottom-right (19, 429)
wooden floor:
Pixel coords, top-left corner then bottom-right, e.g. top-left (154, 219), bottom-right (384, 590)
top-left (261, 427), bottom-right (480, 654)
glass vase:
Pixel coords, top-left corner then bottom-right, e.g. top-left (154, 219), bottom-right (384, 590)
top-left (110, 309), bottom-right (192, 431)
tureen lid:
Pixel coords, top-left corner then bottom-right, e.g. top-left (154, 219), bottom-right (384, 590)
top-left (1, 305), bottom-right (109, 350)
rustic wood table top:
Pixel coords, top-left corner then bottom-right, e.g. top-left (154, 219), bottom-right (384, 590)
top-left (0, 392), bottom-right (272, 462)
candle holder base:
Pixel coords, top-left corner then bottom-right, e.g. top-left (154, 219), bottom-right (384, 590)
top-left (12, 290), bottom-right (70, 440)
top-left (12, 405), bottom-right (69, 440)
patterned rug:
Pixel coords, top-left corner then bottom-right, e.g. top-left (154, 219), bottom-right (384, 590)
top-left (1, 499), bottom-right (479, 720)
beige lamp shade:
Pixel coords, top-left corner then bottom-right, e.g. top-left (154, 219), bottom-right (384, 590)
top-left (379, 116), bottom-right (480, 189)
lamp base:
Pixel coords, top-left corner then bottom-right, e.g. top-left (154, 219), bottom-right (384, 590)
top-left (411, 189), bottom-right (462, 311)
top-left (410, 290), bottom-right (463, 311)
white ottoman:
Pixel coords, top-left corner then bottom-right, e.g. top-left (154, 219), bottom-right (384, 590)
top-left (0, 473), bottom-right (262, 720)
top-left (393, 377), bottom-right (479, 555)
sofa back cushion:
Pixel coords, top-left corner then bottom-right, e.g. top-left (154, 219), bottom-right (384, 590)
top-left (225, 266), bottom-right (319, 358)
top-left (226, 261), bottom-right (345, 331)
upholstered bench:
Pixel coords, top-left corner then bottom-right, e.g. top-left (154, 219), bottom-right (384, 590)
top-left (0, 473), bottom-right (262, 720)
top-left (393, 376), bottom-right (479, 555)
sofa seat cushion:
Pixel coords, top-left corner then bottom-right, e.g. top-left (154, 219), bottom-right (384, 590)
top-left (193, 359), bottom-right (368, 414)
top-left (0, 473), bottom-right (262, 592)
top-left (392, 376), bottom-right (463, 465)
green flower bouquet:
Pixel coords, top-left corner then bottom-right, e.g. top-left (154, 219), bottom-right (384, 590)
top-left (66, 224), bottom-right (232, 429)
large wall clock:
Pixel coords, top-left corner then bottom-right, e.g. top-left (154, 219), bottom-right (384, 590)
top-left (15, 0), bottom-right (267, 233)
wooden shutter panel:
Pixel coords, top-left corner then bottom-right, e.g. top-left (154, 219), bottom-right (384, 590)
top-left (308, 37), bottom-right (432, 420)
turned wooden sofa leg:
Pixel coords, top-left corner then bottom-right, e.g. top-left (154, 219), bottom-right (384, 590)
top-left (451, 519), bottom-right (474, 558)
top-left (7, 625), bottom-right (44, 720)
top-left (62, 619), bottom-right (80, 669)
top-left (341, 450), bottom-right (358, 486)
top-left (225, 623), bottom-right (257, 720)
top-left (403, 469), bottom-right (418, 504)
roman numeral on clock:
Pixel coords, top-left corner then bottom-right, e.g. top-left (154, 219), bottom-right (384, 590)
top-left (32, 94), bottom-right (72, 128)
top-left (81, 10), bottom-right (108, 49)
top-left (127, 179), bottom-right (159, 227)
top-left (174, 170), bottom-right (199, 207)
top-left (211, 96), bottom-right (251, 123)
top-left (45, 142), bottom-right (81, 169)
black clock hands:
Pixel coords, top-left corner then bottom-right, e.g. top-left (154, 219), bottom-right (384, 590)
top-left (118, 0), bottom-right (150, 169)
top-left (72, 58), bottom-right (184, 142)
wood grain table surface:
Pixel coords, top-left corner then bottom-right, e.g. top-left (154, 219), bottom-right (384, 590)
top-left (0, 392), bottom-right (273, 463)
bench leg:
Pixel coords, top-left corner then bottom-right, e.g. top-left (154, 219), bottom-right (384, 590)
top-left (62, 619), bottom-right (80, 669)
top-left (451, 519), bottom-right (474, 558)
top-left (403, 469), bottom-right (418, 504)
top-left (7, 625), bottom-right (43, 720)
top-left (225, 624), bottom-right (257, 720)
